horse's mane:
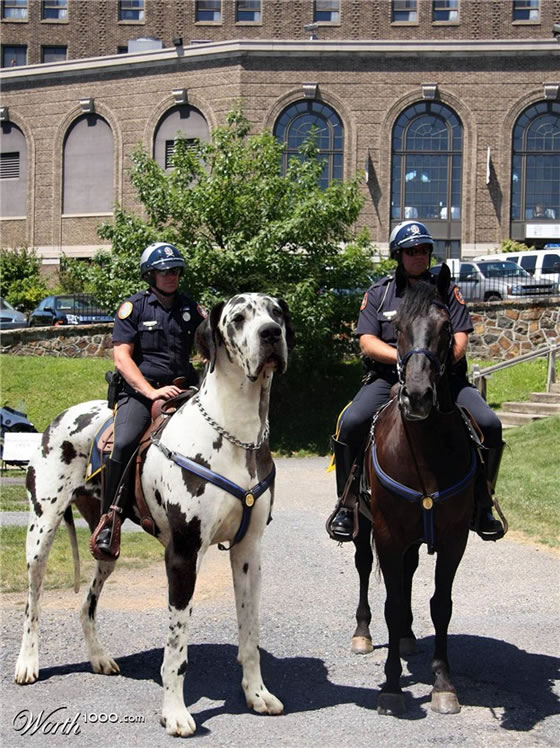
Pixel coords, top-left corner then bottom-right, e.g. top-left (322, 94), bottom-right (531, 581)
top-left (396, 281), bottom-right (438, 325)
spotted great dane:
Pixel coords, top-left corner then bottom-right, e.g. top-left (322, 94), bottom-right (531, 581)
top-left (15, 292), bottom-right (294, 737)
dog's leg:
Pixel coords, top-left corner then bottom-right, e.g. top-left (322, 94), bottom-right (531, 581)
top-left (14, 504), bottom-right (65, 684)
top-left (159, 526), bottom-right (202, 737)
top-left (79, 559), bottom-right (120, 675)
top-left (231, 539), bottom-right (284, 715)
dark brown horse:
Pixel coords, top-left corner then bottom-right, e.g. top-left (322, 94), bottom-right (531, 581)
top-left (352, 263), bottom-right (476, 715)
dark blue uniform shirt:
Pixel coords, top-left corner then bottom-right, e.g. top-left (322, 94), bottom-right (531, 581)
top-left (112, 289), bottom-right (205, 385)
top-left (356, 271), bottom-right (473, 378)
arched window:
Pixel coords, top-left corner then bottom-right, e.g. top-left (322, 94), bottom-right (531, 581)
top-left (392, 101), bottom-right (463, 224)
top-left (0, 121), bottom-right (27, 218)
top-left (273, 100), bottom-right (343, 189)
top-left (511, 101), bottom-right (560, 224)
top-left (63, 114), bottom-right (113, 214)
top-left (153, 105), bottom-right (209, 170)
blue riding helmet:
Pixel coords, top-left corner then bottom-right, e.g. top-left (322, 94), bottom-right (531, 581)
top-left (389, 220), bottom-right (434, 260)
top-left (140, 242), bottom-right (185, 280)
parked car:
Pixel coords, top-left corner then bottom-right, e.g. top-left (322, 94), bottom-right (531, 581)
top-left (474, 248), bottom-right (560, 286)
top-left (431, 259), bottom-right (559, 302)
top-left (27, 294), bottom-right (114, 327)
top-left (0, 297), bottom-right (28, 330)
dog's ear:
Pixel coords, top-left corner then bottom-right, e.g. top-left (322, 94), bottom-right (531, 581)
top-left (436, 262), bottom-right (451, 301)
top-left (277, 298), bottom-right (295, 350)
top-left (195, 301), bottom-right (225, 373)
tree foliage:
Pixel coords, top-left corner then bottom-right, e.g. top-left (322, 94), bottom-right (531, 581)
top-left (0, 247), bottom-right (49, 311)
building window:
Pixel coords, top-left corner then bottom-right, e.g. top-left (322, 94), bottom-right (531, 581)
top-left (118, 0), bottom-right (144, 22)
top-left (235, 0), bottom-right (260, 23)
top-left (313, 0), bottom-right (340, 23)
top-left (432, 0), bottom-right (458, 23)
top-left (274, 100), bottom-right (344, 189)
top-left (512, 0), bottom-right (539, 22)
top-left (0, 122), bottom-right (27, 217)
top-left (1, 0), bottom-right (27, 20)
top-left (153, 105), bottom-right (210, 170)
top-left (391, 102), bottom-right (463, 227)
top-left (511, 101), bottom-right (560, 223)
top-left (42, 0), bottom-right (67, 20)
top-left (41, 45), bottom-right (67, 63)
top-left (1, 45), bottom-right (27, 67)
top-left (63, 114), bottom-right (114, 214)
top-left (195, 0), bottom-right (221, 22)
top-left (392, 0), bottom-right (417, 22)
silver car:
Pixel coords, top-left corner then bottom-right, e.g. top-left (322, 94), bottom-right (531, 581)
top-left (0, 297), bottom-right (28, 330)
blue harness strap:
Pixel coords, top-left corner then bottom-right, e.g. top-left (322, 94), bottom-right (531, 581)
top-left (151, 437), bottom-right (276, 551)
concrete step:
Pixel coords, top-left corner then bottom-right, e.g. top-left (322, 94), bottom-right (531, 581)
top-left (530, 391), bottom-right (560, 404)
top-left (549, 382), bottom-right (560, 394)
top-left (495, 411), bottom-right (550, 428)
top-left (501, 401), bottom-right (560, 415)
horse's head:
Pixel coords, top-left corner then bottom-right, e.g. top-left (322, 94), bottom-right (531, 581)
top-left (395, 264), bottom-right (453, 421)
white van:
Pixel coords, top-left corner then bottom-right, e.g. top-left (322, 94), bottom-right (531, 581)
top-left (474, 247), bottom-right (560, 286)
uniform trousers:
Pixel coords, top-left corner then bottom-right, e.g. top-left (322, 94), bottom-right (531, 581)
top-left (111, 391), bottom-right (152, 466)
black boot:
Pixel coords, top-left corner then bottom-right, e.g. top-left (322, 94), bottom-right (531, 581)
top-left (473, 442), bottom-right (506, 541)
top-left (327, 438), bottom-right (359, 542)
top-left (92, 458), bottom-right (124, 558)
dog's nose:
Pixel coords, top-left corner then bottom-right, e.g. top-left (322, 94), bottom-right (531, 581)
top-left (259, 322), bottom-right (282, 342)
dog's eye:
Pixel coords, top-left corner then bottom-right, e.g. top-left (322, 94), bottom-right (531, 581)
top-left (232, 314), bottom-right (244, 324)
top-left (272, 307), bottom-right (283, 319)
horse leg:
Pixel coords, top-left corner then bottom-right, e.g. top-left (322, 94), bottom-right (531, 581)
top-left (351, 512), bottom-right (374, 654)
top-left (160, 532), bottom-right (201, 737)
top-left (230, 537), bottom-right (284, 715)
top-left (400, 543), bottom-right (419, 657)
top-left (79, 558), bottom-right (120, 675)
top-left (377, 549), bottom-right (407, 715)
top-left (429, 539), bottom-right (468, 714)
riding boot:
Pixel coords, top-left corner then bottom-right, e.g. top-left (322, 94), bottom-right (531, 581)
top-left (472, 441), bottom-right (506, 541)
top-left (326, 438), bottom-right (360, 542)
top-left (90, 458), bottom-right (125, 560)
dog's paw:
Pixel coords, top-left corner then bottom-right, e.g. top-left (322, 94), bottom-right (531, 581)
top-left (246, 688), bottom-right (284, 715)
top-left (91, 655), bottom-right (120, 675)
top-left (160, 708), bottom-right (196, 737)
top-left (14, 656), bottom-right (39, 685)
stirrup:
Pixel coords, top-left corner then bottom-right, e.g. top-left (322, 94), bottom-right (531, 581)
top-left (326, 503), bottom-right (358, 543)
top-left (90, 510), bottom-right (121, 560)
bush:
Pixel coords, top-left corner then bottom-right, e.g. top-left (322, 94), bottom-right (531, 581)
top-left (0, 247), bottom-right (49, 311)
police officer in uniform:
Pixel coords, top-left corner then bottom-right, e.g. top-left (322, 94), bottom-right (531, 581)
top-left (328, 220), bottom-right (505, 543)
top-left (91, 242), bottom-right (205, 559)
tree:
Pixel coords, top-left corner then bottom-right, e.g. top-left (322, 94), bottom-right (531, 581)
top-left (0, 247), bottom-right (49, 311)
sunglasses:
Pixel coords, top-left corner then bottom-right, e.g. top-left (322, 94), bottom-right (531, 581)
top-left (402, 246), bottom-right (430, 257)
top-left (157, 268), bottom-right (182, 276)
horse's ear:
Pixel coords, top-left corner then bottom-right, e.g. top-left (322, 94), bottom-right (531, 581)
top-left (395, 264), bottom-right (408, 295)
top-left (195, 301), bottom-right (225, 373)
top-left (436, 263), bottom-right (451, 299)
top-left (277, 298), bottom-right (295, 351)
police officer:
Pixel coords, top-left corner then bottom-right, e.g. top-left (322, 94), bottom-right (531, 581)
top-left (328, 220), bottom-right (505, 543)
top-left (91, 242), bottom-right (205, 559)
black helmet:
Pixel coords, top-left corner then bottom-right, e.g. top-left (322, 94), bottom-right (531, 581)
top-left (140, 242), bottom-right (185, 282)
top-left (389, 220), bottom-right (434, 260)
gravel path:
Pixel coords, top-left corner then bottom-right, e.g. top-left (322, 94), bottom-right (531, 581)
top-left (1, 457), bottom-right (559, 747)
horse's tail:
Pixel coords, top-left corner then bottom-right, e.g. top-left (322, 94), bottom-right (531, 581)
top-left (63, 506), bottom-right (81, 593)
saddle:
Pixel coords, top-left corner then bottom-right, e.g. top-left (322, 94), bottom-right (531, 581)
top-left (86, 389), bottom-right (197, 535)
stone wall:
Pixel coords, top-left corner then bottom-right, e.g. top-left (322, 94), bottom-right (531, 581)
top-left (1, 299), bottom-right (559, 362)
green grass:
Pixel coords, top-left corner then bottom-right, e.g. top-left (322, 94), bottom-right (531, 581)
top-left (469, 357), bottom-right (557, 410)
top-left (0, 482), bottom-right (28, 511)
top-left (0, 525), bottom-right (165, 593)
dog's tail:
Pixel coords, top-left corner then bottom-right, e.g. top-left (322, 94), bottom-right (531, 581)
top-left (63, 506), bottom-right (81, 593)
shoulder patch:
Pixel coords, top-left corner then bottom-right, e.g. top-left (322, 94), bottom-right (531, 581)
top-left (360, 291), bottom-right (369, 311)
top-left (454, 287), bottom-right (466, 305)
top-left (117, 301), bottom-right (133, 320)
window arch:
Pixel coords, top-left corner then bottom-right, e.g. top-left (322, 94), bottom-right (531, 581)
top-left (63, 114), bottom-right (113, 214)
top-left (273, 100), bottom-right (343, 189)
top-left (0, 121), bottom-right (27, 218)
top-left (391, 101), bottom-right (463, 229)
top-left (153, 105), bottom-right (209, 170)
top-left (511, 101), bottom-right (560, 224)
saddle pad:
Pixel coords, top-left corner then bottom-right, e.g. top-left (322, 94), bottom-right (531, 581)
top-left (85, 415), bottom-right (114, 481)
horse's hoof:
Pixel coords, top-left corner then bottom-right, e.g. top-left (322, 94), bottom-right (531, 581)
top-left (431, 691), bottom-right (461, 714)
top-left (351, 636), bottom-right (373, 655)
top-left (399, 637), bottom-right (416, 657)
top-left (377, 692), bottom-right (406, 715)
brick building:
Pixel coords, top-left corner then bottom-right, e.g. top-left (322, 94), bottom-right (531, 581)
top-left (1, 0), bottom-right (559, 266)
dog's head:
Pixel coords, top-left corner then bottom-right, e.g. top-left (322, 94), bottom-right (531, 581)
top-left (196, 293), bottom-right (294, 381)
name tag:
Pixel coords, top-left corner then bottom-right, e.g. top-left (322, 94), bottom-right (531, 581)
top-left (383, 311), bottom-right (397, 320)
top-left (142, 320), bottom-right (158, 328)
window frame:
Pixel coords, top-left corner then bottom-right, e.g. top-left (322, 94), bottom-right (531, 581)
top-left (512, 0), bottom-right (539, 22)
top-left (0, 151), bottom-right (20, 180)
top-left (432, 0), bottom-right (459, 24)
top-left (235, 0), bottom-right (261, 23)
top-left (118, 0), bottom-right (144, 23)
top-left (41, 45), bottom-right (67, 63)
top-left (1, 44), bottom-right (27, 67)
top-left (1, 0), bottom-right (27, 20)
top-left (41, 0), bottom-right (68, 21)
top-left (313, 0), bottom-right (340, 24)
top-left (391, 0), bottom-right (418, 23)
top-left (195, 0), bottom-right (222, 23)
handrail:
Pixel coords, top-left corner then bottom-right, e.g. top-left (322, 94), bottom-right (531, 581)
top-left (470, 343), bottom-right (559, 400)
